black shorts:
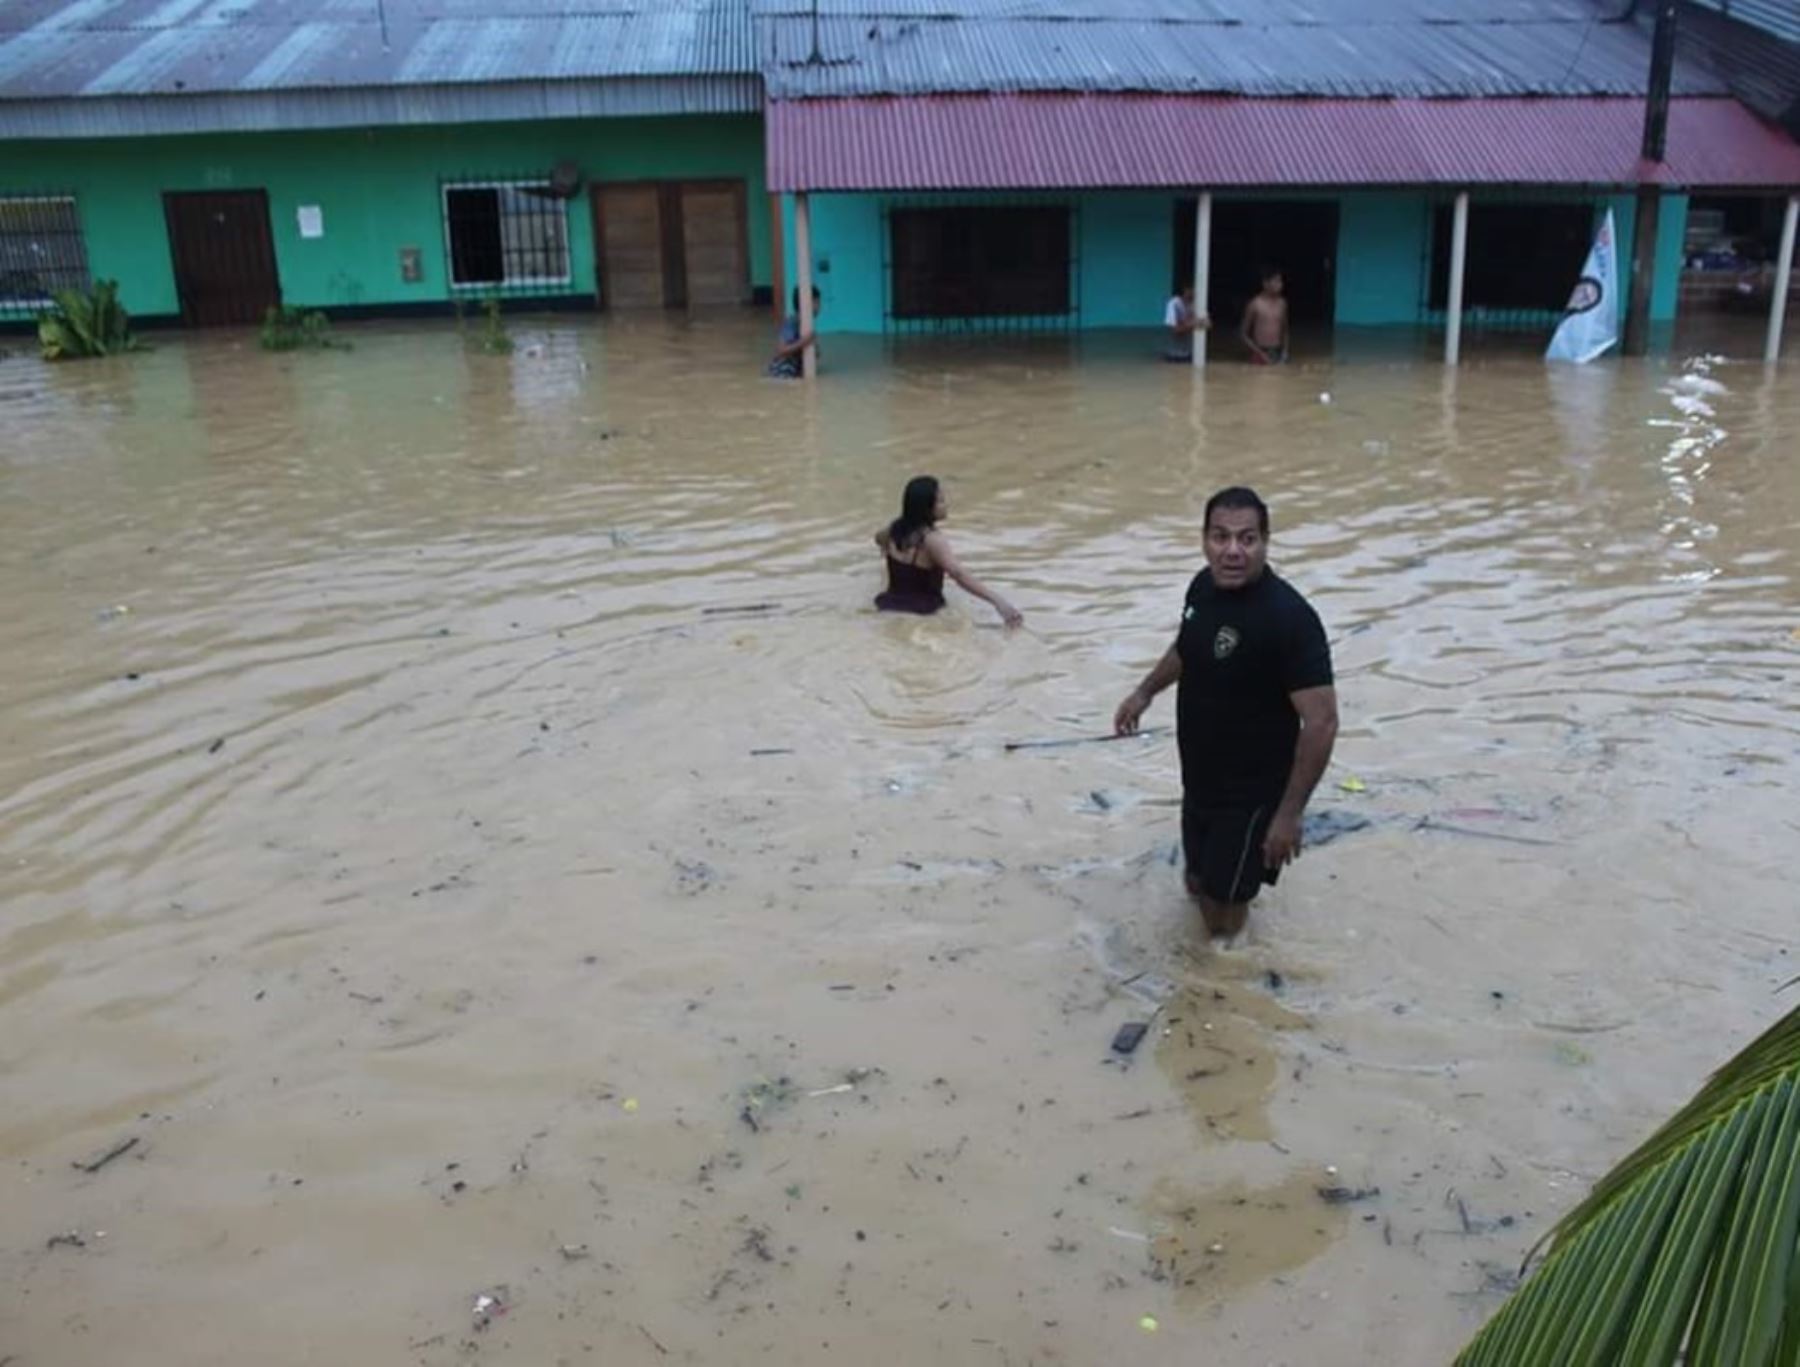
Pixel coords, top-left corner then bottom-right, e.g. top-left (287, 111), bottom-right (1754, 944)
top-left (1182, 800), bottom-right (1280, 904)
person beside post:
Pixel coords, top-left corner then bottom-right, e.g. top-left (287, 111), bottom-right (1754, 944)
top-left (1163, 281), bottom-right (1212, 361)
top-left (768, 286), bottom-right (821, 378)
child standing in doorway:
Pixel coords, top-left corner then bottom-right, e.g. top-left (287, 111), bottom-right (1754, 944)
top-left (1240, 267), bottom-right (1289, 365)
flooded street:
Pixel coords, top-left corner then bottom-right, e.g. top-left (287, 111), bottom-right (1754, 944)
top-left (2, 315), bottom-right (1797, 1366)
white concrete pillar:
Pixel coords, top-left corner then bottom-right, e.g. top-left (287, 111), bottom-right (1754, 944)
top-left (795, 192), bottom-right (817, 380)
top-left (1192, 191), bottom-right (1212, 369)
top-left (1765, 193), bottom-right (1798, 365)
top-left (1446, 191), bottom-right (1469, 366)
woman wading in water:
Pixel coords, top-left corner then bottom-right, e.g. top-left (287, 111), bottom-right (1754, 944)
top-left (873, 476), bottom-right (1023, 627)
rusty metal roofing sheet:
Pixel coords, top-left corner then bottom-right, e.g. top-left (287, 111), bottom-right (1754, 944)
top-left (765, 93), bottom-right (1800, 190)
top-left (0, 0), bottom-right (756, 99)
top-left (753, 0), bottom-right (1728, 99)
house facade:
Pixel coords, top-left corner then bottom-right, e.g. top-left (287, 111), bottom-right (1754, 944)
top-left (0, 1), bottom-right (774, 325)
top-left (758, 0), bottom-right (1800, 348)
top-left (3, 0), bottom-right (1797, 354)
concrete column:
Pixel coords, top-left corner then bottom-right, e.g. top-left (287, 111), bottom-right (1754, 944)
top-left (795, 192), bottom-right (816, 380)
top-left (1192, 191), bottom-right (1212, 369)
top-left (1445, 191), bottom-right (1469, 366)
top-left (1766, 193), bottom-right (1798, 365)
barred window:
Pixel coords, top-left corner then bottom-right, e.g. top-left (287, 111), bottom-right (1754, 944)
top-left (0, 196), bottom-right (90, 316)
top-left (442, 182), bottom-right (571, 291)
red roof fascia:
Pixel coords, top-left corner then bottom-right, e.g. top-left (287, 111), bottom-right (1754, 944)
top-left (766, 94), bottom-right (1800, 192)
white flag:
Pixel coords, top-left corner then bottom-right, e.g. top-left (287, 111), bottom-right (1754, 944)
top-left (1546, 209), bottom-right (1621, 364)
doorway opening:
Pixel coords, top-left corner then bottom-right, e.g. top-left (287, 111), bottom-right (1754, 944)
top-left (1174, 198), bottom-right (1339, 332)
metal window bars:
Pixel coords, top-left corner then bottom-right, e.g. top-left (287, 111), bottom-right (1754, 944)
top-left (440, 177), bottom-right (577, 298)
top-left (879, 195), bottom-right (1082, 336)
top-left (1418, 192), bottom-right (1603, 333)
top-left (0, 194), bottom-right (91, 320)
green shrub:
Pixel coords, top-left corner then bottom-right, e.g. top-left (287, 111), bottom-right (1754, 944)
top-left (260, 306), bottom-right (346, 352)
top-left (475, 295), bottom-right (514, 355)
top-left (37, 280), bottom-right (141, 361)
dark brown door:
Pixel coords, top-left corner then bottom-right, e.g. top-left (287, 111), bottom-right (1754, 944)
top-left (593, 180), bottom-right (748, 311)
top-left (163, 190), bottom-right (280, 326)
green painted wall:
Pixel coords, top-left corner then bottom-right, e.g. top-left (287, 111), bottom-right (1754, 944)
top-left (0, 115), bottom-right (769, 317)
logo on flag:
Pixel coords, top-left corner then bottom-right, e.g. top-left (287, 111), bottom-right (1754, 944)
top-left (1547, 210), bottom-right (1621, 364)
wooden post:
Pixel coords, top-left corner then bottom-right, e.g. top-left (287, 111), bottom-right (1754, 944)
top-left (1446, 191), bottom-right (1469, 366)
top-left (1624, 188), bottom-right (1661, 356)
top-left (1627, 0), bottom-right (1679, 356)
top-left (1765, 193), bottom-right (1798, 364)
top-left (1192, 191), bottom-right (1212, 369)
top-left (794, 191), bottom-right (816, 379)
top-left (769, 193), bottom-right (786, 323)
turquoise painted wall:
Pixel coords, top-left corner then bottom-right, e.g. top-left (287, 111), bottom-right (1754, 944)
top-left (0, 116), bottom-right (769, 317)
top-left (1607, 192), bottom-right (1690, 322)
top-left (785, 190), bottom-right (1175, 333)
top-left (786, 188), bottom-right (1689, 334)
top-left (1336, 192), bottom-right (1430, 326)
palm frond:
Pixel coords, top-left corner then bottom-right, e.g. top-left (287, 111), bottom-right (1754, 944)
top-left (1457, 1005), bottom-right (1800, 1367)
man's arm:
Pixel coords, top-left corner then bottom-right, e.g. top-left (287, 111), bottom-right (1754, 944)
top-left (1115, 641), bottom-right (1181, 735)
top-left (772, 329), bottom-right (815, 361)
top-left (1261, 685), bottom-right (1338, 867)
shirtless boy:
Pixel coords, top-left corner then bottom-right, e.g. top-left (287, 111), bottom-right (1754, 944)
top-left (1240, 267), bottom-right (1289, 365)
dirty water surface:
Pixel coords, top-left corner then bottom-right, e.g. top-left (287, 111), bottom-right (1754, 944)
top-left (1, 315), bottom-right (1797, 1366)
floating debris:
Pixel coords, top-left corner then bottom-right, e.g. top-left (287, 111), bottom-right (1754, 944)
top-left (1110, 1021), bottom-right (1151, 1056)
top-left (1317, 1186), bottom-right (1381, 1205)
top-left (471, 1287), bottom-right (510, 1330)
top-left (73, 1135), bottom-right (139, 1174)
top-left (1005, 728), bottom-right (1168, 752)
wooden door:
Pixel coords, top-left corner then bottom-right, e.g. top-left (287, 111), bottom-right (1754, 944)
top-left (163, 190), bottom-right (280, 326)
top-left (593, 184), bottom-right (667, 310)
top-left (679, 181), bottom-right (748, 307)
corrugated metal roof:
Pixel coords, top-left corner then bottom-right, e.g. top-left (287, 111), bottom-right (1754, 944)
top-left (0, 0), bottom-right (757, 102)
top-left (0, 77), bottom-right (761, 138)
top-left (1669, 2), bottom-right (1800, 133)
top-left (1687, 0), bottom-right (1800, 43)
top-left (754, 0), bottom-right (1728, 99)
top-left (766, 93), bottom-right (1800, 189)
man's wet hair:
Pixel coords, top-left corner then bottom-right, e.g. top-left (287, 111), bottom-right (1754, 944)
top-left (791, 285), bottom-right (822, 311)
top-left (1205, 486), bottom-right (1269, 536)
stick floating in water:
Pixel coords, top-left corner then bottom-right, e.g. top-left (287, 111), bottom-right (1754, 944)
top-left (701, 602), bottom-right (781, 616)
top-left (1415, 817), bottom-right (1561, 848)
top-left (1004, 727), bottom-right (1168, 752)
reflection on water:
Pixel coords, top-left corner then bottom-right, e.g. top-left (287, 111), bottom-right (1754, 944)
top-left (1, 314), bottom-right (1797, 1366)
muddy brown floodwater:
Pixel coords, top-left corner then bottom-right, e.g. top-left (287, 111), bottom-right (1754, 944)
top-left (2, 315), bottom-right (1797, 1366)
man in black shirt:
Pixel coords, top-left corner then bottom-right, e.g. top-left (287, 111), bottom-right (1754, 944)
top-left (1114, 487), bottom-right (1338, 939)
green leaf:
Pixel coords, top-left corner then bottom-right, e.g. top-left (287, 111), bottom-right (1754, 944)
top-left (1457, 1005), bottom-right (1800, 1367)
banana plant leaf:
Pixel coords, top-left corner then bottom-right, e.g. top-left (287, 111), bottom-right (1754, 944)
top-left (37, 280), bottom-right (139, 361)
top-left (1457, 1004), bottom-right (1800, 1366)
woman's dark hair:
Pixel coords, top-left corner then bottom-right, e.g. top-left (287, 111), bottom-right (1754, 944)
top-left (889, 475), bottom-right (940, 549)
